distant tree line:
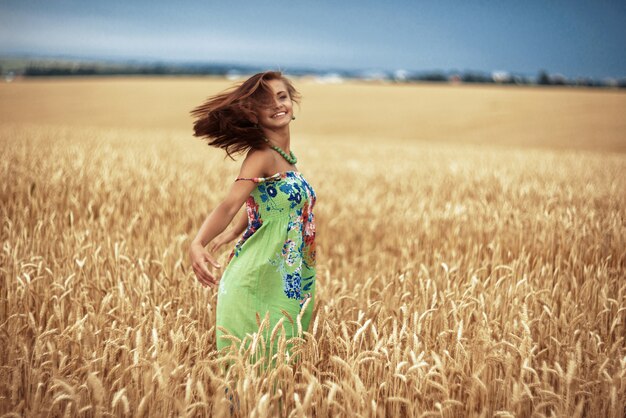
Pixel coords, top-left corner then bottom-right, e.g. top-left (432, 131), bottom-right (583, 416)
top-left (401, 69), bottom-right (625, 88)
top-left (4, 61), bottom-right (624, 89)
top-left (21, 63), bottom-right (238, 76)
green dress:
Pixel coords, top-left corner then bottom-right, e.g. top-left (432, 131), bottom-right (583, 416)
top-left (216, 170), bottom-right (317, 364)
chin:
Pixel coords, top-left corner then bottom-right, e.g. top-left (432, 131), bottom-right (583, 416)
top-left (271, 119), bottom-right (291, 126)
top-left (262, 114), bottom-right (292, 127)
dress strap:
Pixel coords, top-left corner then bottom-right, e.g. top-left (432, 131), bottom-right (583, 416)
top-left (234, 172), bottom-right (283, 183)
top-left (235, 176), bottom-right (262, 183)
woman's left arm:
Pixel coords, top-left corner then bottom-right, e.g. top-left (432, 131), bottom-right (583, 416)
top-left (209, 208), bottom-right (248, 253)
top-left (231, 207), bottom-right (249, 236)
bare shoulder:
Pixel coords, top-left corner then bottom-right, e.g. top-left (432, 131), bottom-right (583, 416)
top-left (238, 146), bottom-right (273, 178)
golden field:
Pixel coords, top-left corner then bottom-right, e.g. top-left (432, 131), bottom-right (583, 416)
top-left (0, 77), bottom-right (625, 417)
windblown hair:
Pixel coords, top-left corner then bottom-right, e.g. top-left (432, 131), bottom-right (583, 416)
top-left (190, 70), bottom-right (302, 160)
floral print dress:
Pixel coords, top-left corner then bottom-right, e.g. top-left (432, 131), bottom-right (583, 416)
top-left (215, 170), bottom-right (316, 359)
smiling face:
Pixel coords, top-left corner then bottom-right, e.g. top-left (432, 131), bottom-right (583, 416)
top-left (254, 79), bottom-right (294, 130)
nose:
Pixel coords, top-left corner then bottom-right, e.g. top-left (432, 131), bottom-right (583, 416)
top-left (270, 95), bottom-right (284, 108)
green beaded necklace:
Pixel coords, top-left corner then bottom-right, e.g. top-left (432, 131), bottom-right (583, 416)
top-left (264, 138), bottom-right (297, 164)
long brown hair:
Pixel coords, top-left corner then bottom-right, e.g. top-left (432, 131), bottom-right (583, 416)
top-left (190, 70), bottom-right (302, 160)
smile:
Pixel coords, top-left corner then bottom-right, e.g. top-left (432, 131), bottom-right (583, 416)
top-left (272, 111), bottom-right (287, 118)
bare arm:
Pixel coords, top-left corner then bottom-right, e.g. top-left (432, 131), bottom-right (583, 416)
top-left (188, 148), bottom-right (271, 287)
top-left (231, 207), bottom-right (249, 236)
top-left (208, 207), bottom-right (249, 254)
top-left (190, 190), bottom-right (248, 247)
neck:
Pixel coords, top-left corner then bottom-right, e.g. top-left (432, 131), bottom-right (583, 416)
top-left (261, 126), bottom-right (291, 153)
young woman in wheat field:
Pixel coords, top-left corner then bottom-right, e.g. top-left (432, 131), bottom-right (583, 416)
top-left (188, 71), bottom-right (317, 367)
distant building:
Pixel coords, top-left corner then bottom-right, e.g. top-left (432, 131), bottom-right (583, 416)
top-left (225, 70), bottom-right (243, 80)
top-left (355, 70), bottom-right (389, 82)
top-left (492, 71), bottom-right (511, 83)
top-left (551, 73), bottom-right (567, 85)
top-left (314, 73), bottom-right (344, 84)
top-left (393, 69), bottom-right (409, 82)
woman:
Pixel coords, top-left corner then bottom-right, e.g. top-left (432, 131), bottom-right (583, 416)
top-left (188, 71), bottom-right (316, 365)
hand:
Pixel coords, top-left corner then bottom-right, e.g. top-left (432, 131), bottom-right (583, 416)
top-left (189, 242), bottom-right (222, 288)
top-left (209, 231), bottom-right (236, 254)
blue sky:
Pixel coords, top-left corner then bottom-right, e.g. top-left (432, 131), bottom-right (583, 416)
top-left (1, 0), bottom-right (625, 78)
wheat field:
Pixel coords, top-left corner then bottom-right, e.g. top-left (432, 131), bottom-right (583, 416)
top-left (1, 77), bottom-right (625, 417)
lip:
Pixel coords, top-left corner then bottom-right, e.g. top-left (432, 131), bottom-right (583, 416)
top-left (271, 111), bottom-right (288, 118)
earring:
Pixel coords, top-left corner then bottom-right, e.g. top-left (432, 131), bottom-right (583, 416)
top-left (291, 115), bottom-right (296, 120)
